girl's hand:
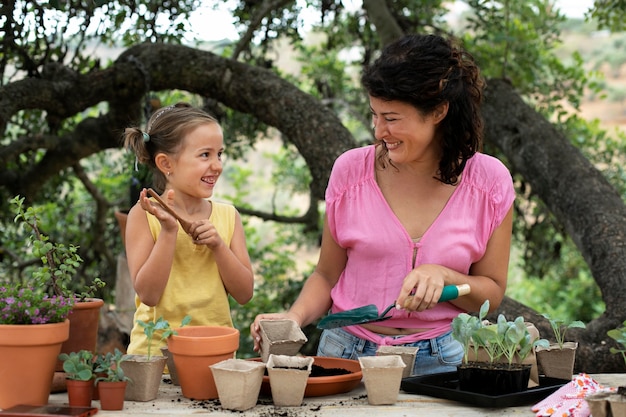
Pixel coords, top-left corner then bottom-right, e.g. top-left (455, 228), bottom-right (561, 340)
top-left (138, 188), bottom-right (178, 232)
top-left (188, 219), bottom-right (224, 249)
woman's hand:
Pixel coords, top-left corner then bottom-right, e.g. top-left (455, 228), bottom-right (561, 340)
top-left (396, 264), bottom-right (448, 312)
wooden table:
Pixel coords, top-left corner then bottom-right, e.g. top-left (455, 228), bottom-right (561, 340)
top-left (46, 374), bottom-right (624, 416)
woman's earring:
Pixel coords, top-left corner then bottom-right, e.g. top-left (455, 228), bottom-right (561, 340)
top-left (167, 171), bottom-right (171, 176)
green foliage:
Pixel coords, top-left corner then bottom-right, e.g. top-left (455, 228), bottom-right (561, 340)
top-left (9, 196), bottom-right (105, 301)
top-left (136, 315), bottom-right (191, 359)
top-left (541, 313), bottom-right (586, 348)
top-left (608, 320), bottom-right (626, 366)
top-left (452, 300), bottom-right (548, 366)
top-left (59, 350), bottom-right (95, 381)
top-left (94, 349), bottom-right (131, 383)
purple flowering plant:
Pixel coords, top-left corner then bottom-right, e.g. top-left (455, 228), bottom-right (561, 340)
top-left (0, 285), bottom-right (74, 325)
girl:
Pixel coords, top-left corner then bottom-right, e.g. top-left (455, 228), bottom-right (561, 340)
top-left (124, 103), bottom-right (253, 354)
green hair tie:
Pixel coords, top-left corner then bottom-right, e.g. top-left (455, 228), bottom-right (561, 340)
top-left (142, 132), bottom-right (150, 142)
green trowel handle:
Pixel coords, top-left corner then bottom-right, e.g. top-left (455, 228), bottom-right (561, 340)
top-left (439, 284), bottom-right (471, 302)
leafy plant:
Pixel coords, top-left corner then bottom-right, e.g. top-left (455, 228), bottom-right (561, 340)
top-left (607, 320), bottom-right (626, 366)
top-left (136, 315), bottom-right (191, 359)
top-left (0, 285), bottom-right (73, 324)
top-left (58, 350), bottom-right (95, 381)
top-left (10, 196), bottom-right (105, 302)
top-left (541, 313), bottom-right (586, 349)
top-left (452, 300), bottom-right (490, 364)
top-left (94, 349), bottom-right (131, 383)
top-left (452, 300), bottom-right (549, 367)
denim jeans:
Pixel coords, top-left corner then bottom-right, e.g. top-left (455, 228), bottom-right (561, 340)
top-left (316, 327), bottom-right (463, 377)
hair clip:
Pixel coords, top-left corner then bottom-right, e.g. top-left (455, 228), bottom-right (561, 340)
top-left (142, 132), bottom-right (150, 142)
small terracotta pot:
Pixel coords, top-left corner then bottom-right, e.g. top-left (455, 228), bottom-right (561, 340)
top-left (267, 354), bottom-right (314, 407)
top-left (359, 355), bottom-right (406, 405)
top-left (97, 380), bottom-right (127, 410)
top-left (66, 379), bottom-right (94, 407)
top-left (258, 319), bottom-right (307, 363)
top-left (211, 359), bottom-right (266, 411)
top-left (167, 326), bottom-right (240, 400)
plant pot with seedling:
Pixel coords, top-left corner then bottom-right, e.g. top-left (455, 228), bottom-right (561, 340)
top-left (94, 349), bottom-right (131, 411)
top-left (121, 315), bottom-right (191, 401)
top-left (452, 300), bottom-right (549, 396)
top-left (535, 313), bottom-right (586, 381)
top-left (58, 350), bottom-right (96, 407)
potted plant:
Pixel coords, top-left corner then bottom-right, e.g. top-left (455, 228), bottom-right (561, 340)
top-left (94, 348), bottom-right (131, 410)
top-left (9, 196), bottom-right (106, 376)
top-left (535, 313), bottom-right (586, 380)
top-left (451, 300), bottom-right (548, 396)
top-left (601, 320), bottom-right (626, 415)
top-left (58, 350), bottom-right (95, 407)
top-left (0, 285), bottom-right (73, 409)
top-left (121, 315), bottom-right (190, 401)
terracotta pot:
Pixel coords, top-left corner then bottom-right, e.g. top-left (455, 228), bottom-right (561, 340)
top-left (56, 298), bottom-right (104, 372)
top-left (358, 355), bottom-right (406, 405)
top-left (0, 320), bottom-right (70, 409)
top-left (167, 326), bottom-right (240, 400)
top-left (66, 379), bottom-right (94, 407)
top-left (536, 342), bottom-right (577, 381)
top-left (97, 380), bottom-right (127, 410)
top-left (457, 362), bottom-right (532, 396)
top-left (266, 354), bottom-right (314, 407)
top-left (210, 359), bottom-right (266, 411)
top-left (120, 355), bottom-right (167, 401)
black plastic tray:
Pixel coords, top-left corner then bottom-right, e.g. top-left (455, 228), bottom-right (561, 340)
top-left (400, 371), bottom-right (568, 408)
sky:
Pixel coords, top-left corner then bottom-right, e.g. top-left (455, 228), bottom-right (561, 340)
top-left (187, 0), bottom-right (596, 43)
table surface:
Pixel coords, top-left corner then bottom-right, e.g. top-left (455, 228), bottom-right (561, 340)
top-left (45, 373), bottom-right (625, 417)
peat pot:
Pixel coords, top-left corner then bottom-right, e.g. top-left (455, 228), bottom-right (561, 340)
top-left (210, 359), bottom-right (266, 411)
top-left (167, 326), bottom-right (240, 400)
top-left (258, 319), bottom-right (307, 363)
top-left (358, 355), bottom-right (406, 405)
top-left (266, 354), bottom-right (314, 407)
top-left (120, 355), bottom-right (167, 401)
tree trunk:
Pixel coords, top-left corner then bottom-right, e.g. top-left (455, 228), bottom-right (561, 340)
top-left (482, 78), bottom-right (626, 373)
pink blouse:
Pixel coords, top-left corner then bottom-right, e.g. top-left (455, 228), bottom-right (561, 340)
top-left (325, 145), bottom-right (515, 346)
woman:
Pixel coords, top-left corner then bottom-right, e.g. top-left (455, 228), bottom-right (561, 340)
top-left (251, 34), bottom-right (515, 376)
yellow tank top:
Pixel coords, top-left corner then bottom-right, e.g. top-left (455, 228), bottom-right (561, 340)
top-left (127, 200), bottom-right (236, 355)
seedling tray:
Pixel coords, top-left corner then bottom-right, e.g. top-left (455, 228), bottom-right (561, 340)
top-left (400, 371), bottom-right (568, 408)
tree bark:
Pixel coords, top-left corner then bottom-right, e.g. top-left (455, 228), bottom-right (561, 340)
top-left (482, 78), bottom-right (626, 372)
